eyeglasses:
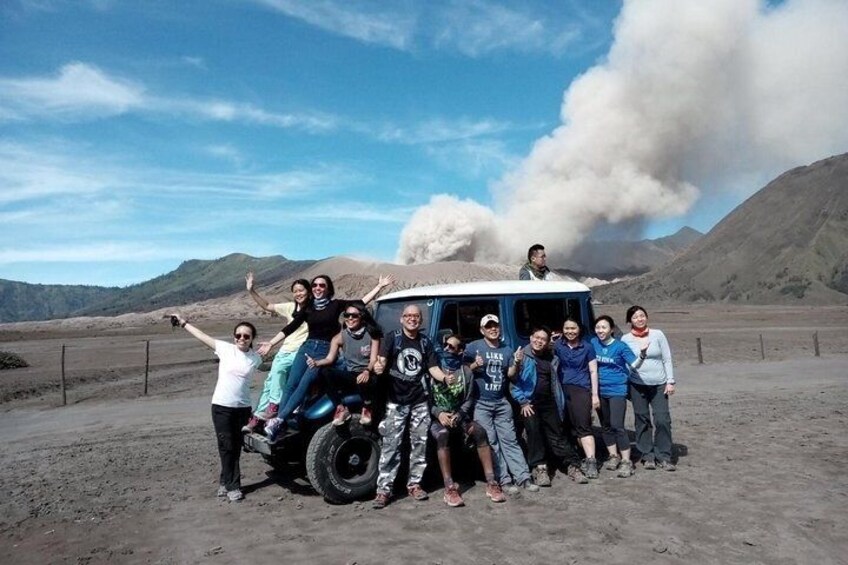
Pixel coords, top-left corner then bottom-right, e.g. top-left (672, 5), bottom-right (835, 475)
top-left (402, 314), bottom-right (421, 320)
top-left (312, 282), bottom-right (327, 288)
top-left (234, 333), bottom-right (253, 340)
top-left (343, 312), bottom-right (361, 319)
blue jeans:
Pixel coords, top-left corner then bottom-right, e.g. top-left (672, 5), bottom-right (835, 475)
top-left (276, 339), bottom-right (331, 422)
top-left (474, 397), bottom-right (531, 485)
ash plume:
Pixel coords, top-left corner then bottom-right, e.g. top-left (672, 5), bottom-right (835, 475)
top-left (397, 0), bottom-right (848, 265)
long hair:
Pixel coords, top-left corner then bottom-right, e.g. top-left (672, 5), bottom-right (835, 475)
top-left (311, 274), bottom-right (335, 300)
top-left (290, 278), bottom-right (312, 312)
top-left (343, 300), bottom-right (384, 339)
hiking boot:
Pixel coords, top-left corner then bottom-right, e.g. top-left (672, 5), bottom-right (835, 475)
top-left (618, 459), bottom-right (634, 478)
top-left (533, 465), bottom-right (551, 487)
top-left (360, 405), bottom-right (373, 426)
top-left (443, 484), bottom-right (464, 507)
top-left (242, 416), bottom-right (261, 434)
top-left (585, 458), bottom-right (599, 479)
top-left (657, 460), bottom-right (677, 472)
top-left (372, 492), bottom-right (390, 509)
top-left (567, 464), bottom-right (589, 484)
top-left (486, 481), bottom-right (506, 503)
top-left (642, 458), bottom-right (657, 470)
top-left (264, 418), bottom-right (284, 444)
top-left (332, 405), bottom-right (351, 426)
top-left (255, 402), bottom-right (279, 421)
top-left (519, 479), bottom-right (540, 492)
top-left (604, 455), bottom-right (621, 471)
top-left (227, 489), bottom-right (244, 502)
top-left (407, 484), bottom-right (429, 501)
top-left (216, 485), bottom-right (228, 498)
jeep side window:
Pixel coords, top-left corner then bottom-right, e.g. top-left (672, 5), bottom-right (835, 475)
top-left (375, 300), bottom-right (432, 337)
top-left (437, 300), bottom-right (499, 343)
top-left (513, 298), bottom-right (584, 338)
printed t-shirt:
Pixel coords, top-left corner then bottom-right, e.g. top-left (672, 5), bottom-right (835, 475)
top-left (379, 331), bottom-right (437, 405)
top-left (465, 339), bottom-right (514, 402)
top-left (591, 336), bottom-right (636, 398)
top-left (211, 340), bottom-right (262, 407)
top-left (272, 302), bottom-right (308, 353)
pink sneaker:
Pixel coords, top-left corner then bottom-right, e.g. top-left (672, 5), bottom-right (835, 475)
top-left (360, 405), bottom-right (373, 425)
top-left (332, 405), bottom-right (351, 426)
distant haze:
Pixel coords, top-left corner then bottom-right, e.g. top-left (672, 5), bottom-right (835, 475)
top-left (398, 0), bottom-right (848, 265)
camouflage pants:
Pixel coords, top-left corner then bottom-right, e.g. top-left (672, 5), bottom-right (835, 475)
top-left (376, 401), bottom-right (431, 494)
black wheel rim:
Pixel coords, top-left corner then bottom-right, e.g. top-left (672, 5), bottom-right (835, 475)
top-left (333, 437), bottom-right (378, 485)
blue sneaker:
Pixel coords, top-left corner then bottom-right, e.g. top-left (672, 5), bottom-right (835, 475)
top-left (264, 417), bottom-right (284, 444)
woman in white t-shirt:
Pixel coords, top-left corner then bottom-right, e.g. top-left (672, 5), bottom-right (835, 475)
top-left (243, 273), bottom-right (312, 431)
top-left (170, 313), bottom-right (262, 502)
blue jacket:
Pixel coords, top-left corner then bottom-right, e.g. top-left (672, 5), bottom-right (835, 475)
top-left (511, 345), bottom-right (565, 420)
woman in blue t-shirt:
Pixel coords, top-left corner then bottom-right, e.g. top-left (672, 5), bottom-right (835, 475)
top-left (591, 315), bottom-right (645, 478)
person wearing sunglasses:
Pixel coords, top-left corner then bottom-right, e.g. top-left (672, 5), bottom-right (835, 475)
top-left (306, 301), bottom-right (382, 426)
top-left (258, 273), bottom-right (395, 443)
top-left (241, 274), bottom-right (312, 433)
top-left (430, 335), bottom-right (506, 506)
top-left (169, 314), bottom-right (261, 503)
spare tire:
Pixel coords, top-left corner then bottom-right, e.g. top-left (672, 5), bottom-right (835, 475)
top-left (305, 418), bottom-right (381, 504)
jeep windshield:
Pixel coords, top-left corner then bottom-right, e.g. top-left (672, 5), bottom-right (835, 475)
top-left (373, 299), bottom-right (434, 336)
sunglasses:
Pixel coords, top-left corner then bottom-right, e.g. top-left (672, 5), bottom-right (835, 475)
top-left (312, 282), bottom-right (327, 288)
top-left (445, 342), bottom-right (464, 352)
top-left (234, 333), bottom-right (253, 340)
top-left (343, 312), bottom-right (361, 319)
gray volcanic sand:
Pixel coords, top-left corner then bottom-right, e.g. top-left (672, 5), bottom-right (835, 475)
top-left (0, 305), bottom-right (846, 564)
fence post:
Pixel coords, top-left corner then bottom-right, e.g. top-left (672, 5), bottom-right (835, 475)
top-left (759, 334), bottom-right (765, 360)
top-left (60, 344), bottom-right (67, 406)
top-left (813, 331), bottom-right (820, 357)
top-left (696, 337), bottom-right (703, 364)
top-left (144, 340), bottom-right (150, 395)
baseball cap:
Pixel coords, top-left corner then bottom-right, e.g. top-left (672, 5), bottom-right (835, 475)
top-left (480, 314), bottom-right (500, 327)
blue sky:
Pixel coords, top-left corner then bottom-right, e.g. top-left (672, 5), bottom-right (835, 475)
top-left (2, 0), bottom-right (841, 287)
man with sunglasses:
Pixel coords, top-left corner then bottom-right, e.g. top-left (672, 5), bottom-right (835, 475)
top-left (371, 304), bottom-right (449, 509)
top-left (430, 335), bottom-right (506, 506)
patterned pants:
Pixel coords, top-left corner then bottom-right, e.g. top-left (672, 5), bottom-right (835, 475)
top-left (376, 401), bottom-right (431, 494)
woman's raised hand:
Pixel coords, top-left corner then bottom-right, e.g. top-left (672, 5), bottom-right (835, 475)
top-left (378, 274), bottom-right (396, 288)
top-left (245, 271), bottom-right (255, 291)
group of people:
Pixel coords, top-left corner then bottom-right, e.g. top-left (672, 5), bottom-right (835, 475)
top-left (172, 243), bottom-right (676, 507)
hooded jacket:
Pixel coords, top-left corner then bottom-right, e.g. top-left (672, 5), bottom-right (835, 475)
top-left (510, 344), bottom-right (565, 419)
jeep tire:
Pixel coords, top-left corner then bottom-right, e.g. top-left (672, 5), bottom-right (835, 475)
top-left (305, 418), bottom-right (381, 504)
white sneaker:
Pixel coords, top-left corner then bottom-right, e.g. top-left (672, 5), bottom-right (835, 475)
top-left (216, 485), bottom-right (227, 498)
top-left (227, 489), bottom-right (244, 502)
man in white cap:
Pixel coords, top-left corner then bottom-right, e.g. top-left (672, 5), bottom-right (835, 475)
top-left (464, 314), bottom-right (540, 494)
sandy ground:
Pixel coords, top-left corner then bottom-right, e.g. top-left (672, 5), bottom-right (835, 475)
top-left (1, 306), bottom-right (847, 564)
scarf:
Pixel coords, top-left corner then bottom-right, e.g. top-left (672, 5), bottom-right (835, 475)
top-left (630, 327), bottom-right (650, 338)
top-left (345, 326), bottom-right (366, 339)
top-left (313, 297), bottom-right (330, 310)
top-left (522, 262), bottom-right (550, 280)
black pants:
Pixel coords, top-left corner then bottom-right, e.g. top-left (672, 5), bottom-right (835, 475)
top-left (564, 384), bottom-right (593, 438)
top-left (323, 367), bottom-right (376, 406)
top-left (211, 404), bottom-right (251, 491)
top-left (598, 396), bottom-right (629, 453)
top-left (523, 398), bottom-right (580, 468)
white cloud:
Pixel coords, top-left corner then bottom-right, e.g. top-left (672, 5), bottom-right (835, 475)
top-left (374, 117), bottom-right (514, 144)
top-left (425, 138), bottom-right (519, 178)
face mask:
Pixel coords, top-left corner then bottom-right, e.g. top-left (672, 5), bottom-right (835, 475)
top-left (442, 351), bottom-right (463, 371)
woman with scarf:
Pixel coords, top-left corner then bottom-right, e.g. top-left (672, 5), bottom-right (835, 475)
top-left (242, 274), bottom-right (311, 433)
top-left (307, 301), bottom-right (382, 426)
top-left (257, 273), bottom-right (394, 443)
top-left (621, 306), bottom-right (677, 471)
top-left (591, 315), bottom-right (645, 477)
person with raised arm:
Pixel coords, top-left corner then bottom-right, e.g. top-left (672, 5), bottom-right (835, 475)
top-left (257, 274), bottom-right (394, 443)
top-left (169, 313), bottom-right (261, 502)
top-left (241, 273), bottom-right (311, 432)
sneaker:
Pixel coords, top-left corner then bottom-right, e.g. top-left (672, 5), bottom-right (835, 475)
top-left (585, 457), bottom-right (599, 479)
top-left (227, 489), bottom-right (244, 502)
top-left (504, 483), bottom-right (520, 495)
top-left (360, 405), bottom-right (373, 426)
top-left (567, 464), bottom-right (589, 484)
top-left (642, 458), bottom-right (657, 470)
top-left (657, 460), bottom-right (677, 472)
top-left (407, 484), bottom-right (429, 501)
top-left (533, 465), bottom-right (551, 487)
top-left (255, 402), bottom-right (279, 421)
top-left (443, 484), bottom-right (464, 507)
top-left (519, 480), bottom-right (540, 492)
top-left (618, 459), bottom-right (634, 478)
top-left (242, 416), bottom-right (261, 434)
top-left (216, 485), bottom-right (227, 498)
top-left (604, 455), bottom-right (621, 471)
top-left (332, 405), bottom-right (351, 427)
top-left (486, 481), bottom-right (506, 503)
top-left (264, 417), bottom-right (284, 444)
top-left (372, 492), bottom-right (390, 509)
